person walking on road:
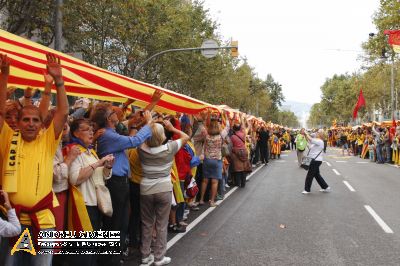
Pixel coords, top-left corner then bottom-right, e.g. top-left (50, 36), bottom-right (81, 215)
top-left (302, 129), bottom-right (330, 194)
top-left (290, 130), bottom-right (296, 150)
top-left (258, 126), bottom-right (269, 164)
top-left (322, 127), bottom-right (328, 153)
top-left (372, 123), bottom-right (385, 164)
top-left (295, 128), bottom-right (307, 167)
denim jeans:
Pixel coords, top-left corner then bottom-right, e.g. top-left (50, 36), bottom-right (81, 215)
top-left (376, 145), bottom-right (384, 163)
top-left (6, 226), bottom-right (54, 266)
top-left (176, 181), bottom-right (186, 223)
top-left (369, 150), bottom-right (375, 161)
top-left (384, 146), bottom-right (392, 162)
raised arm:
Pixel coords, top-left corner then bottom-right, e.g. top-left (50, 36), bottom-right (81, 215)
top-left (0, 54), bottom-right (10, 132)
top-left (164, 119), bottom-right (189, 146)
top-left (39, 73), bottom-right (53, 121)
top-left (143, 89), bottom-right (163, 112)
top-left (21, 87), bottom-right (35, 107)
top-left (304, 131), bottom-right (312, 142)
top-left (46, 53), bottom-right (68, 139)
top-left (371, 124), bottom-right (380, 136)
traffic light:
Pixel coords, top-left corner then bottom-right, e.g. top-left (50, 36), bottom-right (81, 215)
top-left (231, 40), bottom-right (238, 57)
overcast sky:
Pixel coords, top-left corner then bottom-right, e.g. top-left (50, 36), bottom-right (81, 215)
top-left (203, 0), bottom-right (380, 104)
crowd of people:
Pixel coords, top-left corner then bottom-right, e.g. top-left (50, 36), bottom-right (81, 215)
top-left (327, 124), bottom-right (399, 164)
top-left (0, 53), bottom-right (301, 266)
top-left (1, 50), bottom-right (395, 266)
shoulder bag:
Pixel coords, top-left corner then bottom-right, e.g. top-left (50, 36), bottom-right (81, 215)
top-left (232, 133), bottom-right (252, 173)
top-left (221, 135), bottom-right (230, 157)
top-left (301, 149), bottom-right (322, 171)
top-left (90, 175), bottom-right (113, 217)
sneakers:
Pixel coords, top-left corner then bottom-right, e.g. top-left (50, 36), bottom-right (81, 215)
top-left (209, 201), bottom-right (217, 207)
top-left (190, 206), bottom-right (200, 211)
top-left (215, 194), bottom-right (224, 201)
top-left (154, 256), bottom-right (171, 266)
top-left (140, 254), bottom-right (154, 266)
top-left (179, 221), bottom-right (188, 226)
top-left (301, 191), bottom-right (310, 194)
top-left (225, 184), bottom-right (230, 188)
top-left (189, 202), bottom-right (199, 207)
top-left (319, 187), bottom-right (331, 192)
top-left (168, 224), bottom-right (186, 233)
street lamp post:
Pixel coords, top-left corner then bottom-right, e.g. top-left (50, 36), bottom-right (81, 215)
top-left (390, 54), bottom-right (395, 119)
top-left (369, 32), bottom-right (396, 120)
top-left (133, 40), bottom-right (238, 80)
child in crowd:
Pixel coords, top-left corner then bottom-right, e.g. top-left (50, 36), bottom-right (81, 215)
top-left (368, 138), bottom-right (375, 162)
top-left (222, 157), bottom-right (230, 190)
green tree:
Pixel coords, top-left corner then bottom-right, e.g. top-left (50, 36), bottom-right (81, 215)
top-left (362, 0), bottom-right (400, 60)
top-left (277, 110), bottom-right (300, 128)
top-left (0, 0), bottom-right (278, 120)
top-left (0, 0), bottom-right (55, 45)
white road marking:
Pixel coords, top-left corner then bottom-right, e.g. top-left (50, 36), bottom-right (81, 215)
top-left (276, 160), bottom-right (286, 163)
top-left (280, 154), bottom-right (288, 157)
top-left (343, 181), bottom-right (355, 192)
top-left (332, 169), bottom-right (341, 175)
top-left (387, 163), bottom-right (399, 168)
top-left (335, 161), bottom-right (347, 163)
top-left (356, 162), bottom-right (369, 164)
top-left (167, 164), bottom-right (264, 249)
top-left (326, 162), bottom-right (332, 167)
top-left (364, 205), bottom-right (394, 234)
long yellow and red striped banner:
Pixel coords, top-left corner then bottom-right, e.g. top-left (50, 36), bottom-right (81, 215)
top-left (0, 29), bottom-right (212, 114)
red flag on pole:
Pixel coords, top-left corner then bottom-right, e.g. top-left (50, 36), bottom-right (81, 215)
top-left (353, 89), bottom-right (366, 119)
top-left (384, 29), bottom-right (400, 53)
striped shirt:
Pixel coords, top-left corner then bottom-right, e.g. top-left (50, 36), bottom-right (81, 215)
top-left (138, 140), bottom-right (182, 195)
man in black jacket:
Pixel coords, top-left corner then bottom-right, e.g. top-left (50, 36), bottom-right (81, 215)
top-left (259, 126), bottom-right (270, 164)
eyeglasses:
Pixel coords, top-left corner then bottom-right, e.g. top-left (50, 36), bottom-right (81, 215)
top-left (79, 126), bottom-right (94, 132)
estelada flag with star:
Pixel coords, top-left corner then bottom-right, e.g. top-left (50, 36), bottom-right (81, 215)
top-left (353, 88), bottom-right (366, 119)
top-left (384, 30), bottom-right (400, 53)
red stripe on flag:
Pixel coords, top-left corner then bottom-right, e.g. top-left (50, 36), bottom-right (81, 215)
top-left (0, 37), bottom-right (203, 105)
top-left (8, 76), bottom-right (117, 97)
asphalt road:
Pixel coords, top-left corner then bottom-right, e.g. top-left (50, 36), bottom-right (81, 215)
top-left (165, 147), bottom-right (400, 266)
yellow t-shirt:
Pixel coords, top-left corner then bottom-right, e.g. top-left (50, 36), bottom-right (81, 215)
top-left (0, 122), bottom-right (61, 228)
top-left (357, 134), bottom-right (365, 145)
top-left (128, 148), bottom-right (143, 184)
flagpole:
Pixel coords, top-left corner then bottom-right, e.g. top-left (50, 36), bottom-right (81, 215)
top-left (391, 54), bottom-right (395, 120)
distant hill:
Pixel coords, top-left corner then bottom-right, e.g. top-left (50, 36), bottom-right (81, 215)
top-left (280, 100), bottom-right (314, 128)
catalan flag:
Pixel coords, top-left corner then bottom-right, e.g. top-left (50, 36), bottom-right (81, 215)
top-left (0, 29), bottom-right (212, 114)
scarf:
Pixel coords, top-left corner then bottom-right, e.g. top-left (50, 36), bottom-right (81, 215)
top-left (3, 131), bottom-right (21, 192)
top-left (64, 138), bottom-right (98, 160)
top-left (70, 135), bottom-right (94, 153)
top-left (186, 141), bottom-right (198, 177)
top-left (10, 192), bottom-right (54, 250)
top-left (65, 141), bottom-right (96, 232)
